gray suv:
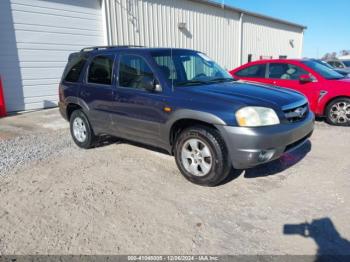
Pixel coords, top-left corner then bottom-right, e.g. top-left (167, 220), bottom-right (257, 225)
top-left (59, 46), bottom-right (314, 186)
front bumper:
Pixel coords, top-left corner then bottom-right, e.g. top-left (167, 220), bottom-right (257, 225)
top-left (216, 112), bottom-right (315, 169)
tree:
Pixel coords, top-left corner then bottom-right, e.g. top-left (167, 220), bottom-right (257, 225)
top-left (340, 50), bottom-right (350, 56)
top-left (322, 52), bottom-right (337, 60)
top-left (322, 53), bottom-right (331, 60)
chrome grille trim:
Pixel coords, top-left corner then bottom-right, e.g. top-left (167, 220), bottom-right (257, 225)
top-left (283, 103), bottom-right (309, 123)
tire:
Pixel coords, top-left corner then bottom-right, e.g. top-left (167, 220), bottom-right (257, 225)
top-left (69, 109), bottom-right (96, 149)
top-left (325, 98), bottom-right (350, 126)
top-left (174, 125), bottom-right (231, 186)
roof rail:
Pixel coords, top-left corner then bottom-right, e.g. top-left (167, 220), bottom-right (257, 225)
top-left (80, 45), bottom-right (144, 52)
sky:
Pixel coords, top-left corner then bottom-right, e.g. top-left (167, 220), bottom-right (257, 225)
top-left (213, 0), bottom-right (350, 58)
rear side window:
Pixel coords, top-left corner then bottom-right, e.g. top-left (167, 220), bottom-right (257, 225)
top-left (236, 64), bottom-right (266, 78)
top-left (88, 55), bottom-right (114, 85)
top-left (118, 55), bottom-right (154, 89)
top-left (268, 63), bottom-right (308, 80)
top-left (64, 55), bottom-right (87, 82)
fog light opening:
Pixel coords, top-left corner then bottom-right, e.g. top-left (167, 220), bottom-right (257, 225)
top-left (258, 149), bottom-right (275, 162)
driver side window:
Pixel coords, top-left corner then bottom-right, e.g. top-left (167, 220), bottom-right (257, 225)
top-left (118, 55), bottom-right (154, 90)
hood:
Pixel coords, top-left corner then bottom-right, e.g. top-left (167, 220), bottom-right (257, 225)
top-left (176, 80), bottom-right (307, 110)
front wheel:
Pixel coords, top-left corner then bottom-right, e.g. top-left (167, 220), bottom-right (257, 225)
top-left (174, 126), bottom-right (231, 186)
top-left (325, 98), bottom-right (350, 126)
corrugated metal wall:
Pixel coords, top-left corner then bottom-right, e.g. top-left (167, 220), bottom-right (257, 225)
top-left (242, 14), bottom-right (304, 64)
top-left (105, 0), bottom-right (241, 69)
top-left (105, 0), bottom-right (304, 70)
top-left (0, 0), bottom-right (105, 112)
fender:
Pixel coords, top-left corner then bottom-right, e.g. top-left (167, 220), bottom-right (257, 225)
top-left (159, 109), bottom-right (227, 152)
top-left (314, 90), bottom-right (329, 116)
top-left (64, 96), bottom-right (90, 113)
top-left (317, 94), bottom-right (350, 116)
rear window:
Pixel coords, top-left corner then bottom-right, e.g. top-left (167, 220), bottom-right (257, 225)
top-left (236, 64), bottom-right (266, 78)
top-left (64, 55), bottom-right (87, 82)
top-left (87, 55), bottom-right (114, 85)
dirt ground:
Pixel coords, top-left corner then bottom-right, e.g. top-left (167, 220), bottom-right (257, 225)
top-left (0, 109), bottom-right (349, 256)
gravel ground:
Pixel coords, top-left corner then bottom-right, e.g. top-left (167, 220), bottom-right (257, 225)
top-left (0, 130), bottom-right (73, 176)
top-left (0, 110), bottom-right (349, 257)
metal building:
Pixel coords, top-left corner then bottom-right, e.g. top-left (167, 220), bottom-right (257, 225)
top-left (0, 0), bottom-right (306, 112)
top-left (104, 0), bottom-right (306, 69)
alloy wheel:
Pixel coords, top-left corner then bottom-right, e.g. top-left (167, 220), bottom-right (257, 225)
top-left (181, 138), bottom-right (213, 176)
top-left (329, 101), bottom-right (350, 124)
top-left (73, 117), bottom-right (87, 142)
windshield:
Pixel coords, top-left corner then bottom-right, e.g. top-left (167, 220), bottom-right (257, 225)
top-left (302, 60), bottom-right (344, 80)
top-left (151, 50), bottom-right (234, 86)
top-left (314, 60), bottom-right (334, 69)
top-left (342, 60), bottom-right (350, 67)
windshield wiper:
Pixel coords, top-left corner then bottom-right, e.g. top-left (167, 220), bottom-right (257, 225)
top-left (175, 78), bottom-right (235, 86)
top-left (175, 80), bottom-right (210, 86)
top-left (207, 77), bottom-right (235, 83)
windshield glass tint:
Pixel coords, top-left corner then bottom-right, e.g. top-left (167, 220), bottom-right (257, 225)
top-left (315, 60), bottom-right (333, 69)
top-left (302, 60), bottom-right (344, 79)
top-left (342, 60), bottom-right (350, 67)
top-left (151, 51), bottom-right (233, 86)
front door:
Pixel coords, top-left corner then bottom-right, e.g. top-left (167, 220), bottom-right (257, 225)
top-left (110, 53), bottom-right (168, 146)
top-left (267, 63), bottom-right (321, 112)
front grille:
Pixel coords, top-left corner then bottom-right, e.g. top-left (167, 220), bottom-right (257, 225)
top-left (283, 103), bottom-right (309, 123)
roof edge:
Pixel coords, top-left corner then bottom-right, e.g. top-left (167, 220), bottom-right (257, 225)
top-left (190, 0), bottom-right (307, 30)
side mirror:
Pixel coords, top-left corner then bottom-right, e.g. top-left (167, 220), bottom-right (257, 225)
top-left (299, 74), bottom-right (313, 83)
top-left (142, 76), bottom-right (161, 92)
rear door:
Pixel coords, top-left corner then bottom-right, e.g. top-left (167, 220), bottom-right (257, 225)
top-left (267, 63), bottom-right (321, 111)
top-left (233, 63), bottom-right (271, 85)
top-left (80, 54), bottom-right (116, 133)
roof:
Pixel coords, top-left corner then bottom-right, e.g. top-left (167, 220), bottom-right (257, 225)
top-left (79, 46), bottom-right (198, 53)
top-left (191, 0), bottom-right (307, 30)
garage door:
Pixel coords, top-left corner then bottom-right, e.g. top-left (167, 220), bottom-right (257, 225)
top-left (0, 0), bottom-right (106, 112)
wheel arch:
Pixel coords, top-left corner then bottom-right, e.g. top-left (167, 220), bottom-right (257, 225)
top-left (66, 103), bottom-right (82, 120)
top-left (166, 109), bottom-right (227, 153)
top-left (169, 119), bottom-right (219, 149)
top-left (323, 95), bottom-right (350, 115)
top-left (64, 96), bottom-right (90, 120)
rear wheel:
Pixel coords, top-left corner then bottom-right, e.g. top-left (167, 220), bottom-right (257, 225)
top-left (174, 125), bottom-right (231, 186)
top-left (325, 98), bottom-right (350, 126)
top-left (70, 109), bottom-right (96, 148)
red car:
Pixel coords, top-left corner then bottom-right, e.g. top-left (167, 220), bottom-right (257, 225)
top-left (230, 59), bottom-right (350, 126)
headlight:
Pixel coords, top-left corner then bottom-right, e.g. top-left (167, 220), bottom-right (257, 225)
top-left (235, 107), bottom-right (280, 127)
